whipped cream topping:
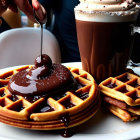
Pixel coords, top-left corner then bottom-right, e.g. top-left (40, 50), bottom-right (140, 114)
top-left (75, 0), bottom-right (140, 22)
top-left (76, 0), bottom-right (136, 12)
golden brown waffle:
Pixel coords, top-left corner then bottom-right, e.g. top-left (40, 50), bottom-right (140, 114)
top-left (102, 96), bottom-right (139, 122)
top-left (0, 65), bottom-right (100, 130)
top-left (99, 72), bottom-right (140, 122)
top-left (104, 103), bottom-right (138, 122)
top-left (103, 95), bottom-right (140, 115)
top-left (99, 72), bottom-right (140, 106)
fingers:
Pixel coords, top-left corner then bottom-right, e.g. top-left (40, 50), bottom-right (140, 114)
top-left (0, 0), bottom-right (41, 23)
top-left (0, 0), bottom-right (8, 15)
top-left (32, 0), bottom-right (47, 24)
top-left (13, 0), bottom-right (35, 22)
top-left (32, 0), bottom-right (40, 10)
top-left (8, 0), bottom-right (18, 13)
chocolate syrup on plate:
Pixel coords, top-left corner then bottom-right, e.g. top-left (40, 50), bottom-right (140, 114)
top-left (60, 114), bottom-right (73, 138)
top-left (61, 129), bottom-right (73, 138)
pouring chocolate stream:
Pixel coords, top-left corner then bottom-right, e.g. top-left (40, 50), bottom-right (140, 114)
top-left (32, 2), bottom-right (47, 59)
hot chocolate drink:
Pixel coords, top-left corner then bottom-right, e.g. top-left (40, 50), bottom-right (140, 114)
top-left (75, 0), bottom-right (140, 82)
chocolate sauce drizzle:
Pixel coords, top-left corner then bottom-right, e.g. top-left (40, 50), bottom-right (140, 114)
top-left (60, 114), bottom-right (73, 138)
top-left (61, 114), bottom-right (70, 127)
top-left (61, 128), bottom-right (73, 138)
top-left (8, 54), bottom-right (77, 102)
top-left (33, 2), bottom-right (47, 58)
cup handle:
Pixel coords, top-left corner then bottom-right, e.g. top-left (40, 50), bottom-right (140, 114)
top-left (128, 26), bottom-right (140, 67)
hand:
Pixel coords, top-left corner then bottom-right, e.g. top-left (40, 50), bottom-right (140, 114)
top-left (0, 0), bottom-right (44, 25)
top-left (32, 0), bottom-right (40, 10)
top-left (10, 0), bottom-right (35, 21)
top-left (0, 0), bottom-right (40, 21)
top-left (14, 0), bottom-right (46, 23)
top-left (0, 0), bottom-right (8, 24)
top-left (0, 0), bottom-right (8, 16)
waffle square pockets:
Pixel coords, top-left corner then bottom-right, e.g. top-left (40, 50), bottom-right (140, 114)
top-left (0, 65), bottom-right (100, 130)
top-left (99, 72), bottom-right (140, 122)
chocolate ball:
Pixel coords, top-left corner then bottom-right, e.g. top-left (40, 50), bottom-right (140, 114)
top-left (35, 54), bottom-right (52, 68)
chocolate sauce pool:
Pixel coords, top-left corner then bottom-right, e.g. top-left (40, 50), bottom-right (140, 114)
top-left (8, 54), bottom-right (76, 99)
top-left (60, 114), bottom-right (73, 138)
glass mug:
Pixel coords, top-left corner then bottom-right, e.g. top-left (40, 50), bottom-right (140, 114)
top-left (129, 26), bottom-right (140, 67)
top-left (75, 9), bottom-right (140, 83)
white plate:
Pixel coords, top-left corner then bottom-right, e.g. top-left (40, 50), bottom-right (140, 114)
top-left (0, 62), bottom-right (140, 140)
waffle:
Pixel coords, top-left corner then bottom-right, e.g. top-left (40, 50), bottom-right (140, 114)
top-left (0, 65), bottom-right (100, 130)
top-left (102, 95), bottom-right (140, 121)
top-left (104, 103), bottom-right (138, 122)
top-left (99, 72), bottom-right (140, 122)
top-left (99, 72), bottom-right (140, 106)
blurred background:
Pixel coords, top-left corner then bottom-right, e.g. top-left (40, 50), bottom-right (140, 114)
top-left (131, 0), bottom-right (140, 64)
top-left (0, 0), bottom-right (140, 64)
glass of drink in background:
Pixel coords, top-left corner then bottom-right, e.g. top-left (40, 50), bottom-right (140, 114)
top-left (75, 0), bottom-right (140, 83)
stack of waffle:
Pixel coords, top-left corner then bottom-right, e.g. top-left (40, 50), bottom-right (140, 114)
top-left (0, 65), bottom-right (100, 130)
top-left (99, 72), bottom-right (140, 122)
